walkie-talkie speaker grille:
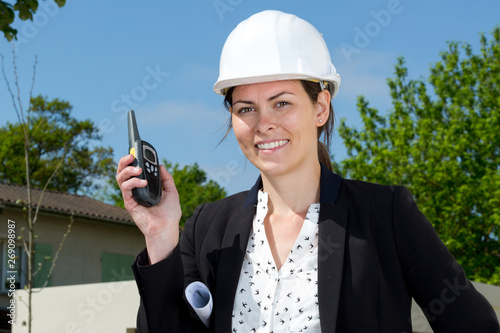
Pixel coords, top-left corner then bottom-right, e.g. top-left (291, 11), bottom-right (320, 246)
top-left (148, 176), bottom-right (161, 199)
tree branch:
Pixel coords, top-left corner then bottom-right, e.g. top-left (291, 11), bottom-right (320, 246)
top-left (32, 143), bottom-right (69, 226)
top-left (0, 49), bottom-right (22, 124)
top-left (37, 212), bottom-right (74, 291)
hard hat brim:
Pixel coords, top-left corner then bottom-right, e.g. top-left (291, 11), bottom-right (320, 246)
top-left (213, 73), bottom-right (341, 100)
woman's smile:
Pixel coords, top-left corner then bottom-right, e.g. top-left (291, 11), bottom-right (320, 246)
top-left (255, 139), bottom-right (290, 151)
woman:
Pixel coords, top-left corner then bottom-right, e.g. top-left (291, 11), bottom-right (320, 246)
top-left (116, 10), bottom-right (499, 333)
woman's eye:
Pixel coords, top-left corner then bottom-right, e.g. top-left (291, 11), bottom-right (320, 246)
top-left (237, 107), bottom-right (255, 114)
top-left (276, 101), bottom-right (290, 108)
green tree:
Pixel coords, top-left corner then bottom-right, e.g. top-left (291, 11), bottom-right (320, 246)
top-left (163, 160), bottom-right (226, 227)
top-left (0, 0), bottom-right (65, 41)
top-left (0, 94), bottom-right (116, 194)
top-left (336, 27), bottom-right (500, 284)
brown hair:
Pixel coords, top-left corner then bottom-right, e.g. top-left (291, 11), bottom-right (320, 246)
top-left (222, 80), bottom-right (334, 171)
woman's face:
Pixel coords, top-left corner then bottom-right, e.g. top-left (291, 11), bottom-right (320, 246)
top-left (230, 80), bottom-right (329, 177)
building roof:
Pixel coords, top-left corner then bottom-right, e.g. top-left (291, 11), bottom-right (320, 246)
top-left (0, 182), bottom-right (134, 225)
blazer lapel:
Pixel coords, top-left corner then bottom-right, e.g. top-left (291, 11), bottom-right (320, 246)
top-left (318, 202), bottom-right (348, 333)
top-left (318, 164), bottom-right (348, 333)
top-left (213, 177), bottom-right (262, 332)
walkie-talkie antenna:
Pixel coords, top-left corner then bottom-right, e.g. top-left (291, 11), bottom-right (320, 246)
top-left (128, 110), bottom-right (141, 147)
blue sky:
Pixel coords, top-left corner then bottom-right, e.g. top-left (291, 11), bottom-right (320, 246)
top-left (1, 0), bottom-right (499, 196)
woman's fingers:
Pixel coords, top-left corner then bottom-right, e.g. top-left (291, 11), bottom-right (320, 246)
top-left (116, 154), bottom-right (135, 174)
top-left (118, 167), bottom-right (145, 190)
top-left (116, 154), bottom-right (146, 188)
top-left (116, 154), bottom-right (149, 211)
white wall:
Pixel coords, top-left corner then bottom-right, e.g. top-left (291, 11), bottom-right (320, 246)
top-left (12, 281), bottom-right (138, 333)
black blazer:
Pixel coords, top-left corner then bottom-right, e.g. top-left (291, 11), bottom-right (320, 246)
top-left (132, 166), bottom-right (499, 333)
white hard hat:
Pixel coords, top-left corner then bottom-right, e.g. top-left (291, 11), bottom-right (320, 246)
top-left (213, 10), bottom-right (341, 99)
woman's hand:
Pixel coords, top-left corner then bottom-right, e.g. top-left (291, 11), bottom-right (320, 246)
top-left (116, 154), bottom-right (182, 264)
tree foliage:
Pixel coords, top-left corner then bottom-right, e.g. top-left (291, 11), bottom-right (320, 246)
top-left (163, 160), bottom-right (227, 228)
top-left (336, 27), bottom-right (500, 284)
top-left (0, 94), bottom-right (115, 194)
top-left (0, 0), bottom-right (65, 41)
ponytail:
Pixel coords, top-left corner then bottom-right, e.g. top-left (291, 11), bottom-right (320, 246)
top-left (318, 141), bottom-right (333, 171)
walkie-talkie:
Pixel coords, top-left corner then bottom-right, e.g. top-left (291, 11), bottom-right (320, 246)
top-left (128, 110), bottom-right (162, 207)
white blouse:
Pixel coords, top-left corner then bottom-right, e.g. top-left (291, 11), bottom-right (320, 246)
top-left (231, 190), bottom-right (321, 333)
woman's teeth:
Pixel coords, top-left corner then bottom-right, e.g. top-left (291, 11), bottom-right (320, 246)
top-left (257, 140), bottom-right (289, 150)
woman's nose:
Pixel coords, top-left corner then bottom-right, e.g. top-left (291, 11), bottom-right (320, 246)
top-left (256, 108), bottom-right (276, 133)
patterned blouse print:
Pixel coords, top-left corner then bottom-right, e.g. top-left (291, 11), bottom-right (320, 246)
top-left (231, 190), bottom-right (321, 333)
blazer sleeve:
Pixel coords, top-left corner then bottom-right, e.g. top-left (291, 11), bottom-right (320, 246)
top-left (392, 186), bottom-right (500, 332)
top-left (131, 204), bottom-right (210, 333)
